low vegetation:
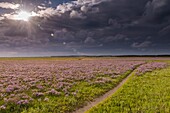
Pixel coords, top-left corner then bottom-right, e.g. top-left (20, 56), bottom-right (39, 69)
top-left (0, 59), bottom-right (143, 113)
top-left (0, 58), bottom-right (168, 113)
top-left (87, 62), bottom-right (170, 113)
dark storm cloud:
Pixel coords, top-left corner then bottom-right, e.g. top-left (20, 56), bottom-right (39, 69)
top-left (0, 18), bottom-right (49, 48)
top-left (142, 0), bottom-right (170, 23)
top-left (131, 41), bottom-right (152, 48)
top-left (0, 0), bottom-right (170, 56)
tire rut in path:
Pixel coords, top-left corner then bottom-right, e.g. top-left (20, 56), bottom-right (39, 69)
top-left (73, 66), bottom-right (141, 113)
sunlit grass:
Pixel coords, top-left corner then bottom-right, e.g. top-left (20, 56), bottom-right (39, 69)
top-left (87, 64), bottom-right (170, 113)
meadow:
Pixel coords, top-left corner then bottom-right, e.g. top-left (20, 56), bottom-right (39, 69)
top-left (87, 60), bottom-right (170, 113)
top-left (0, 57), bottom-right (169, 113)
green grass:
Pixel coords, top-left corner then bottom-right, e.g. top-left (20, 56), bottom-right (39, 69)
top-left (87, 65), bottom-right (170, 113)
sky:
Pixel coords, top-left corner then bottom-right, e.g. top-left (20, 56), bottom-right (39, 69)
top-left (0, 0), bottom-right (170, 56)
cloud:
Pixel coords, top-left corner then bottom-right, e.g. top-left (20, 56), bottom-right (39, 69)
top-left (159, 25), bottom-right (170, 36)
top-left (37, 7), bottom-right (58, 17)
top-left (131, 41), bottom-right (151, 48)
top-left (37, 5), bottom-right (47, 10)
top-left (108, 18), bottom-right (121, 28)
top-left (0, 16), bottom-right (4, 20)
top-left (142, 0), bottom-right (170, 23)
top-left (33, 0), bottom-right (107, 19)
top-left (0, 2), bottom-right (20, 9)
top-left (0, 0), bottom-right (170, 55)
top-left (81, 6), bottom-right (89, 13)
top-left (84, 37), bottom-right (96, 44)
top-left (103, 34), bottom-right (127, 43)
top-left (56, 3), bottom-right (74, 13)
top-left (70, 10), bottom-right (86, 19)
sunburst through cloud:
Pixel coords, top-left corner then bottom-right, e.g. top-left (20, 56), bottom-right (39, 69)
top-left (0, 0), bottom-right (170, 56)
top-left (12, 11), bottom-right (33, 21)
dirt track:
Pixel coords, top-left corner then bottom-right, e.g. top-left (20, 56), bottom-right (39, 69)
top-left (74, 67), bottom-right (138, 113)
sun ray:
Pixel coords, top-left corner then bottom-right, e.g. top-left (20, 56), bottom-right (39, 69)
top-left (11, 10), bottom-right (38, 22)
top-left (13, 11), bottom-right (31, 21)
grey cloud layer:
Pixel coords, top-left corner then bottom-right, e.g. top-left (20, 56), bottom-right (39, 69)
top-left (0, 0), bottom-right (170, 55)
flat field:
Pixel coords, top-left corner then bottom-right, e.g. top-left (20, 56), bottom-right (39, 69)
top-left (87, 59), bottom-right (170, 113)
top-left (0, 57), bottom-right (169, 113)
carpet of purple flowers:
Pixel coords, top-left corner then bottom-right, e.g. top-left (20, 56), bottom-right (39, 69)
top-left (135, 62), bottom-right (167, 75)
top-left (0, 59), bottom-right (167, 112)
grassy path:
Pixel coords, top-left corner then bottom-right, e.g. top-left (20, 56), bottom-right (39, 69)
top-left (87, 65), bottom-right (170, 113)
top-left (74, 65), bottom-right (141, 113)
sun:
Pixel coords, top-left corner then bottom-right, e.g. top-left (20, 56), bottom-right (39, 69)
top-left (13, 11), bottom-right (32, 21)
